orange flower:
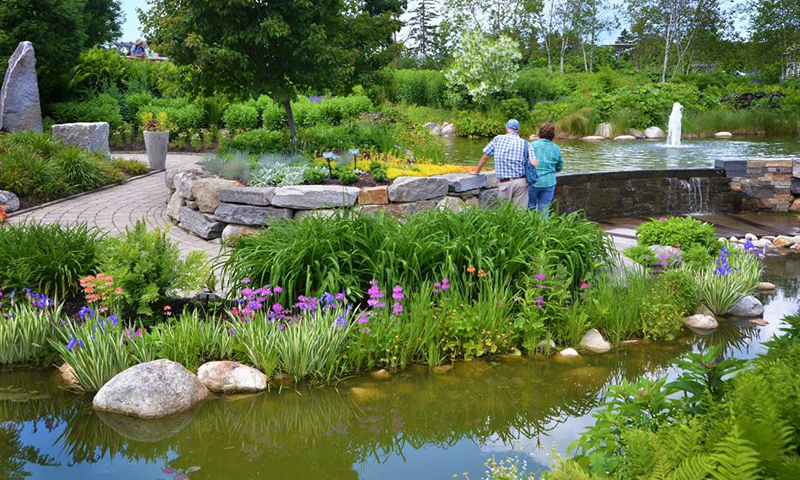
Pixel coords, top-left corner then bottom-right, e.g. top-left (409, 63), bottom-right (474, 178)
top-left (477, 269), bottom-right (488, 278)
top-left (467, 265), bottom-right (476, 273)
top-left (114, 287), bottom-right (123, 295)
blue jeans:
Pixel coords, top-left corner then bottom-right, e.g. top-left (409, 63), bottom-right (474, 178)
top-left (528, 185), bottom-right (556, 217)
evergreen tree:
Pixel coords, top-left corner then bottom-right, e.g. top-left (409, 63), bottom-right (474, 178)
top-left (407, 0), bottom-right (438, 59)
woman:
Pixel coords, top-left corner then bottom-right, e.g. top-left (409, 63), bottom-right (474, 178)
top-left (528, 123), bottom-right (562, 217)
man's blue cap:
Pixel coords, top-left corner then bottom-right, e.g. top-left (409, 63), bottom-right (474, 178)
top-left (506, 119), bottom-right (520, 131)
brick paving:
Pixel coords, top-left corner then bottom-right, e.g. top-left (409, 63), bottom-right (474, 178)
top-left (8, 153), bottom-right (220, 259)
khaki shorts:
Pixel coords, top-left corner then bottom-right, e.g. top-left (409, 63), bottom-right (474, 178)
top-left (497, 177), bottom-right (528, 209)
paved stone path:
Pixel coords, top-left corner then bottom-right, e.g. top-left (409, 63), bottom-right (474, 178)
top-left (9, 153), bottom-right (220, 258)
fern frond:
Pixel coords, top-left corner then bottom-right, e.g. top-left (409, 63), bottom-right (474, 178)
top-left (710, 426), bottom-right (762, 480)
top-left (667, 453), bottom-right (715, 480)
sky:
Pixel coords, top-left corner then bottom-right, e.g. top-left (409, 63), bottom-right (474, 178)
top-left (119, 0), bottom-right (750, 45)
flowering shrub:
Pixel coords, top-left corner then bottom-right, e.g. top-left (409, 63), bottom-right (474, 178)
top-left (80, 273), bottom-right (123, 314)
top-left (445, 30), bottom-right (522, 107)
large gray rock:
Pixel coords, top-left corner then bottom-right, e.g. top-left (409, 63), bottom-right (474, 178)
top-left (437, 196), bottom-right (467, 213)
top-left (644, 126), bottom-right (666, 139)
top-left (165, 164), bottom-right (204, 189)
top-left (197, 361), bottom-right (267, 393)
top-left (179, 207), bottom-right (225, 239)
top-left (388, 176), bottom-right (449, 203)
top-left (51, 122), bottom-right (110, 153)
top-left (165, 192), bottom-right (184, 223)
top-left (478, 187), bottom-right (500, 208)
top-left (630, 128), bottom-right (646, 139)
top-left (439, 173), bottom-right (487, 193)
top-left (423, 122), bottom-right (439, 133)
top-left (221, 224), bottom-right (261, 241)
top-left (728, 295), bottom-right (764, 317)
top-left (271, 185), bottom-right (360, 209)
top-left (174, 168), bottom-right (213, 200)
top-left (219, 186), bottom-right (275, 206)
top-left (214, 202), bottom-right (293, 226)
top-left (579, 328), bottom-right (611, 353)
top-left (293, 209), bottom-right (338, 220)
top-left (684, 314), bottom-right (718, 330)
top-left (93, 359), bottom-right (209, 419)
top-left (595, 122), bottom-right (614, 139)
top-left (649, 245), bottom-right (683, 266)
top-left (0, 190), bottom-right (21, 212)
top-left (0, 42), bottom-right (42, 133)
top-left (192, 177), bottom-right (239, 213)
top-left (440, 123), bottom-right (456, 136)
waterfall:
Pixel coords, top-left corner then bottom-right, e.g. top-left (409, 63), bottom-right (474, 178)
top-left (666, 102), bottom-right (683, 147)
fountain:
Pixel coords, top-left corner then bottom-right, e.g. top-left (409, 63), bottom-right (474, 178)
top-left (666, 102), bottom-right (683, 147)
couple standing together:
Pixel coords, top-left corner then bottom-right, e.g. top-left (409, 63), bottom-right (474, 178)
top-left (472, 119), bottom-right (563, 216)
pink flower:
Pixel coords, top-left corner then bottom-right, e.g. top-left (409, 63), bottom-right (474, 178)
top-left (580, 282), bottom-right (590, 289)
top-left (242, 278), bottom-right (251, 284)
top-left (274, 286), bottom-right (283, 294)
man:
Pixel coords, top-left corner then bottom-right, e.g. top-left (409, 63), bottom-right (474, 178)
top-left (128, 39), bottom-right (147, 58)
top-left (472, 119), bottom-right (537, 208)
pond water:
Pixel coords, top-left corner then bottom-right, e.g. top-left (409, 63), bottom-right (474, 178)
top-left (2, 255), bottom-right (799, 480)
top-left (442, 136), bottom-right (800, 173)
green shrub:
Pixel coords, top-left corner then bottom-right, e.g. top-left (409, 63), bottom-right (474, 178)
top-left (223, 103), bottom-right (260, 133)
top-left (515, 69), bottom-right (556, 106)
top-left (623, 244), bottom-right (655, 268)
top-left (392, 69), bottom-right (447, 107)
top-left (258, 96), bottom-right (286, 130)
top-left (636, 216), bottom-right (719, 254)
top-left (0, 222), bottom-right (102, 298)
top-left (51, 94), bottom-right (124, 130)
top-left (99, 221), bottom-right (210, 322)
top-left (332, 166), bottom-right (357, 185)
top-left (121, 91), bottom-right (156, 124)
top-left (453, 113), bottom-right (505, 138)
top-left (303, 166), bottom-right (326, 184)
top-left (370, 161), bottom-right (388, 182)
top-left (139, 99), bottom-right (205, 134)
top-left (500, 98), bottom-right (530, 122)
top-left (223, 129), bottom-right (292, 154)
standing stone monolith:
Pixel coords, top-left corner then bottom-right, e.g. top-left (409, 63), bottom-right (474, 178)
top-left (0, 41), bottom-right (43, 133)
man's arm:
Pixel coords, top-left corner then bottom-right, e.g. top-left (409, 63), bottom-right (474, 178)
top-left (472, 154), bottom-right (490, 175)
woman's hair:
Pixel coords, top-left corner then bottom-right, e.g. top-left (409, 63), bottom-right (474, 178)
top-left (538, 123), bottom-right (556, 140)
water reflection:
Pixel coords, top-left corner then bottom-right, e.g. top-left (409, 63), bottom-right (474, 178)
top-left (442, 136), bottom-right (800, 173)
top-left (1, 258), bottom-right (798, 479)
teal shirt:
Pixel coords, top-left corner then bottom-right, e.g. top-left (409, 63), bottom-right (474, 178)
top-left (530, 139), bottom-right (563, 188)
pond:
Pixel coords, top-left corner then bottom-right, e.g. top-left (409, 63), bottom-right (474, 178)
top-left (441, 136), bottom-right (800, 173)
top-left (2, 254), bottom-right (799, 480)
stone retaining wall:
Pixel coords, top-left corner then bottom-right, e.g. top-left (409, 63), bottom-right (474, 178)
top-left (165, 166), bottom-right (499, 240)
top-left (554, 168), bottom-right (736, 219)
top-left (164, 158), bottom-right (800, 241)
top-left (716, 158), bottom-right (800, 212)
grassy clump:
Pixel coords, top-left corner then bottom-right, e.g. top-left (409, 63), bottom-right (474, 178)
top-left (219, 205), bottom-right (616, 299)
top-left (0, 222), bottom-right (102, 299)
top-left (0, 131), bottom-right (147, 201)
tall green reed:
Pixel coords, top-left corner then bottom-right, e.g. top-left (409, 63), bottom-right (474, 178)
top-left (0, 298), bottom-right (61, 364)
top-left (152, 310), bottom-right (235, 371)
top-left (219, 205), bottom-right (614, 300)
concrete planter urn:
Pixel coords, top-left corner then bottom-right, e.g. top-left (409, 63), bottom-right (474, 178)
top-left (143, 131), bottom-right (169, 170)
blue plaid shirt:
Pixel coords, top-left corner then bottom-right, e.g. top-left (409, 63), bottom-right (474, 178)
top-left (483, 133), bottom-right (527, 180)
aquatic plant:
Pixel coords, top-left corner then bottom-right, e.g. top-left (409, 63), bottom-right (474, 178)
top-left (0, 290), bottom-right (61, 364)
top-left (51, 311), bottom-right (134, 392)
top-left (151, 310), bottom-right (235, 371)
top-left (696, 244), bottom-right (762, 316)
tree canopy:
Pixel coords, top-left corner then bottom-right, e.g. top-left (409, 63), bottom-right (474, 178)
top-left (140, 0), bottom-right (403, 144)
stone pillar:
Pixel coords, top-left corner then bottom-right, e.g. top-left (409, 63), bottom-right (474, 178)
top-left (0, 41), bottom-right (43, 133)
top-left (52, 122), bottom-right (110, 153)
